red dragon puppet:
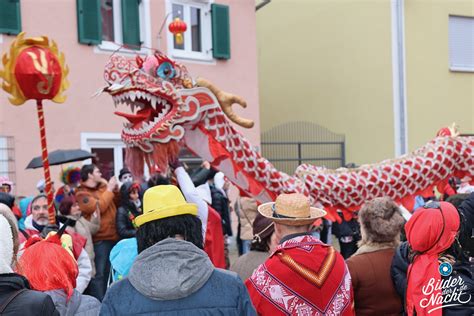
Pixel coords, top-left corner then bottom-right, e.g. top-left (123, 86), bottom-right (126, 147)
top-left (101, 53), bottom-right (474, 221)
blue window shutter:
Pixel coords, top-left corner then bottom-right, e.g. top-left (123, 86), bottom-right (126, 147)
top-left (77, 0), bottom-right (102, 45)
top-left (121, 0), bottom-right (141, 49)
top-left (0, 0), bottom-right (21, 35)
top-left (211, 3), bottom-right (230, 60)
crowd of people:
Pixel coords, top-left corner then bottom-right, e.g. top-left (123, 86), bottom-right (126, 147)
top-left (0, 163), bottom-right (472, 315)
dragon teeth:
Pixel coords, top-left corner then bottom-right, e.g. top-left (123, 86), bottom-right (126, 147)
top-left (150, 96), bottom-right (157, 109)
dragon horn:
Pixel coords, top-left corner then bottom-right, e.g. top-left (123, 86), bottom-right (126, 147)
top-left (195, 77), bottom-right (254, 129)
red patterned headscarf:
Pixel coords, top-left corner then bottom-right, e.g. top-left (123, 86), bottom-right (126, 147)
top-left (405, 202), bottom-right (460, 316)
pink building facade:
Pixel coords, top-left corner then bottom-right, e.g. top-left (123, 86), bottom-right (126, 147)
top-left (0, 0), bottom-right (260, 196)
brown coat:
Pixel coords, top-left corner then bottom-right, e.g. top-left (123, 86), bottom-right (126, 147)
top-left (346, 247), bottom-right (402, 316)
top-left (237, 197), bottom-right (258, 241)
top-left (75, 181), bottom-right (119, 242)
top-left (230, 250), bottom-right (269, 281)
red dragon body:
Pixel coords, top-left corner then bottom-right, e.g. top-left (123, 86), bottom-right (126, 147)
top-left (102, 53), bottom-right (474, 221)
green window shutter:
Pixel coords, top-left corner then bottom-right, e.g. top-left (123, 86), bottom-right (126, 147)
top-left (211, 4), bottom-right (230, 60)
top-left (121, 0), bottom-right (140, 49)
top-left (77, 0), bottom-right (102, 45)
top-left (0, 0), bottom-right (21, 35)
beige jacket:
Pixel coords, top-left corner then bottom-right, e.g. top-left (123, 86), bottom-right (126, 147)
top-left (237, 197), bottom-right (258, 241)
top-left (67, 215), bottom-right (100, 277)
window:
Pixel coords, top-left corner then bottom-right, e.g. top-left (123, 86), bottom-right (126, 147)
top-left (449, 15), bottom-right (474, 72)
top-left (166, 0), bottom-right (214, 61)
top-left (77, 0), bottom-right (151, 54)
top-left (0, 136), bottom-right (15, 189)
top-left (81, 133), bottom-right (149, 180)
top-left (0, 0), bottom-right (21, 35)
top-left (81, 133), bottom-right (126, 180)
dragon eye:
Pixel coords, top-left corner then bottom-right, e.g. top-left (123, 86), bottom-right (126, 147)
top-left (156, 62), bottom-right (176, 80)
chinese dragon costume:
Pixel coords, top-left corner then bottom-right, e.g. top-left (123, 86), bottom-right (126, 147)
top-left (101, 53), bottom-right (474, 221)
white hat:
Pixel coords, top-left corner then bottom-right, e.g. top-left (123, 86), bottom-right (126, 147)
top-left (0, 214), bottom-right (13, 274)
top-left (214, 172), bottom-right (225, 191)
top-left (36, 179), bottom-right (54, 192)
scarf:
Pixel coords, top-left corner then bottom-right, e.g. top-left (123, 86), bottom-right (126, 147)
top-left (405, 202), bottom-right (460, 316)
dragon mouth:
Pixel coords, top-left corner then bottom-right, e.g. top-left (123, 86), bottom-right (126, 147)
top-left (111, 89), bottom-right (175, 137)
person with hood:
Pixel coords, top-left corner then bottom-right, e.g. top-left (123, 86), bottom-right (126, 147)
top-left (18, 238), bottom-right (101, 315)
top-left (59, 195), bottom-right (100, 278)
top-left (0, 206), bottom-right (59, 315)
top-left (116, 182), bottom-right (142, 239)
top-left (18, 196), bottom-right (33, 231)
top-left (230, 213), bottom-right (276, 280)
top-left (391, 201), bottom-right (474, 315)
top-left (346, 197), bottom-right (404, 315)
top-left (101, 185), bottom-right (256, 315)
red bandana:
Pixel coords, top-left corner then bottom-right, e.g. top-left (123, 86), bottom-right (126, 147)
top-left (405, 202), bottom-right (460, 316)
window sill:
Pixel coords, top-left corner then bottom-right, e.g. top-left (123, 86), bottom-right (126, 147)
top-left (168, 50), bottom-right (216, 65)
top-left (450, 66), bottom-right (474, 73)
top-left (94, 41), bottom-right (153, 56)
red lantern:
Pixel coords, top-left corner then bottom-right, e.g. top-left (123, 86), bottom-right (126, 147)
top-left (168, 17), bottom-right (187, 45)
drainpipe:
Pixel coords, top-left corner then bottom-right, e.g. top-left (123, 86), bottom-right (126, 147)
top-left (256, 0), bottom-right (271, 11)
top-left (391, 0), bottom-right (408, 156)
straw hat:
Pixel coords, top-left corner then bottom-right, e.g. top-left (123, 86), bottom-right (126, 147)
top-left (134, 185), bottom-right (197, 227)
top-left (258, 193), bottom-right (326, 226)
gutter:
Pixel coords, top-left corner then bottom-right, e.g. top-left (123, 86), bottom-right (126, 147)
top-left (391, 0), bottom-right (408, 156)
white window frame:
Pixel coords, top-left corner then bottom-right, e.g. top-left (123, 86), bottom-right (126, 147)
top-left (81, 132), bottom-right (150, 179)
top-left (95, 0), bottom-right (153, 56)
top-left (0, 137), bottom-right (9, 179)
top-left (166, 0), bottom-right (214, 62)
top-left (449, 15), bottom-right (474, 73)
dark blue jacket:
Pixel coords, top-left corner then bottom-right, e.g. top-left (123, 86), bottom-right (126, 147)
top-left (100, 238), bottom-right (256, 316)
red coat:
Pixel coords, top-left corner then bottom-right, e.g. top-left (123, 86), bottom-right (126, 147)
top-left (204, 205), bottom-right (226, 269)
top-left (246, 234), bottom-right (355, 315)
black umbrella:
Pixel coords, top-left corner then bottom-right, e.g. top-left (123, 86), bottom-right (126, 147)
top-left (26, 149), bottom-right (94, 169)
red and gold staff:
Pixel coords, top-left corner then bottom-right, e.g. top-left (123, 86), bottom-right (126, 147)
top-left (0, 32), bottom-right (69, 224)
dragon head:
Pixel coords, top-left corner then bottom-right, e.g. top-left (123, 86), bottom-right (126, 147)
top-left (103, 53), bottom-right (200, 174)
top-left (102, 52), bottom-right (253, 175)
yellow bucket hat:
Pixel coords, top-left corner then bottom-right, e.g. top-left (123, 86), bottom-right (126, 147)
top-left (134, 185), bottom-right (198, 227)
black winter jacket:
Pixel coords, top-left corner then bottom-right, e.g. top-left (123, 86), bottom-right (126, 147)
top-left (116, 182), bottom-right (142, 239)
top-left (210, 185), bottom-right (232, 236)
top-left (0, 192), bottom-right (14, 209)
top-left (391, 242), bottom-right (474, 315)
top-left (0, 273), bottom-right (58, 315)
top-left (458, 192), bottom-right (474, 258)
